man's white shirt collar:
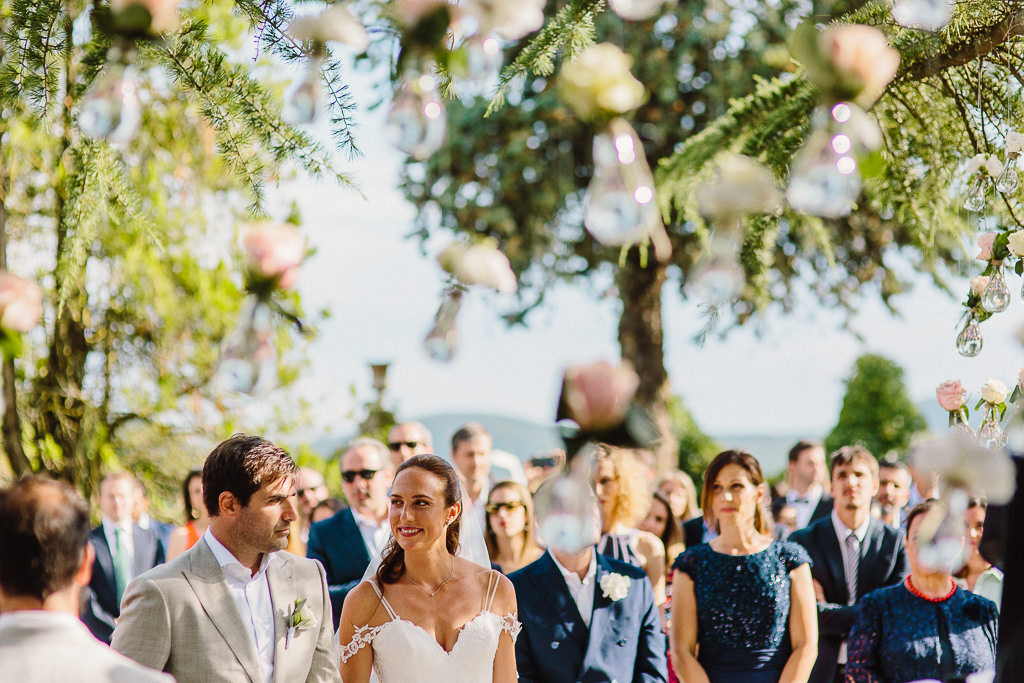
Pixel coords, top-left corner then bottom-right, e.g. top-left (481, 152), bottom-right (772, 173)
top-left (101, 517), bottom-right (134, 556)
top-left (830, 509), bottom-right (871, 544)
top-left (548, 548), bottom-right (598, 628)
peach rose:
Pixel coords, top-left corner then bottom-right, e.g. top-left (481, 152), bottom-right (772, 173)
top-left (110, 0), bottom-right (180, 34)
top-left (970, 276), bottom-right (990, 297)
top-left (561, 360), bottom-right (640, 431)
top-left (821, 25), bottom-right (900, 107)
top-left (935, 380), bottom-right (966, 412)
top-left (0, 272), bottom-right (43, 332)
top-left (243, 223), bottom-right (305, 290)
top-left (976, 232), bottom-right (996, 261)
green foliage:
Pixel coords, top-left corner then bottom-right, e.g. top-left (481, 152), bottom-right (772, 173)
top-left (825, 353), bottom-right (927, 457)
top-left (668, 395), bottom-right (719, 486)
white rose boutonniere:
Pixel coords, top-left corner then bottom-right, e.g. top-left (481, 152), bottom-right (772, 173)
top-left (285, 598), bottom-right (315, 648)
top-left (599, 572), bottom-right (631, 601)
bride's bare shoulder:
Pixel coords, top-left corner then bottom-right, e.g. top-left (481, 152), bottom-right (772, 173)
top-left (340, 580), bottom-right (387, 630)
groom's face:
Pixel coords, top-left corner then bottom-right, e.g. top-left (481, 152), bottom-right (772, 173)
top-left (235, 476), bottom-right (298, 555)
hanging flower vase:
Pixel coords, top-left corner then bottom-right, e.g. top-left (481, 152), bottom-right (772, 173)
top-left (216, 296), bottom-right (277, 394)
top-left (977, 403), bottom-right (1005, 449)
top-left (980, 267), bottom-right (1010, 312)
top-left (996, 155), bottom-right (1019, 194)
top-left (423, 285), bottom-right (464, 361)
top-left (955, 314), bottom-right (983, 357)
top-left (786, 103), bottom-right (864, 218)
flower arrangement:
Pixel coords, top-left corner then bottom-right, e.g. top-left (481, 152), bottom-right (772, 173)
top-left (284, 598), bottom-right (315, 648)
top-left (558, 43), bottom-right (646, 123)
top-left (789, 23), bottom-right (900, 109)
top-left (0, 272), bottom-right (43, 359)
top-left (935, 380), bottom-right (970, 431)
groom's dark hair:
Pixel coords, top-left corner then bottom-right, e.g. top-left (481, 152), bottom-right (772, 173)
top-left (0, 476), bottom-right (90, 600)
top-left (203, 433), bottom-right (297, 515)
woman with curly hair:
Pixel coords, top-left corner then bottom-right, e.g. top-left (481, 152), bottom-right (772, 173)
top-left (594, 446), bottom-right (667, 604)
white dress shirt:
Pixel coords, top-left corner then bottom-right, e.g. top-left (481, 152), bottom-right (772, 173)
top-left (350, 508), bottom-right (389, 557)
top-left (549, 548), bottom-right (598, 628)
top-left (205, 530), bottom-right (277, 683)
top-left (102, 517), bottom-right (135, 560)
top-left (786, 483), bottom-right (823, 530)
top-left (830, 511), bottom-right (870, 664)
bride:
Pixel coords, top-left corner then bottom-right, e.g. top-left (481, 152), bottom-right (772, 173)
top-left (338, 454), bottom-right (520, 683)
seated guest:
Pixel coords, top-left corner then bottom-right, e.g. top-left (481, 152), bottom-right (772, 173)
top-left (956, 497), bottom-right (1003, 611)
top-left (847, 499), bottom-right (999, 682)
top-left (0, 476), bottom-right (171, 682)
top-left (874, 460), bottom-right (912, 528)
top-left (307, 438), bottom-right (392, 629)
top-left (166, 468), bottom-right (209, 560)
top-left (485, 481), bottom-right (544, 574)
top-left (639, 491), bottom-right (686, 572)
top-left (656, 470), bottom-right (701, 524)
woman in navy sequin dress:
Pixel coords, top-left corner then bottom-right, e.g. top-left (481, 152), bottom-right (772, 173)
top-left (846, 500), bottom-right (998, 683)
top-left (669, 450), bottom-right (817, 683)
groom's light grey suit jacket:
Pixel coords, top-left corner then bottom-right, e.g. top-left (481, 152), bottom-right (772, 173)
top-left (111, 537), bottom-right (340, 683)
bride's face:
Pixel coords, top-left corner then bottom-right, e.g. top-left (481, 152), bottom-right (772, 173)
top-left (389, 466), bottom-right (460, 552)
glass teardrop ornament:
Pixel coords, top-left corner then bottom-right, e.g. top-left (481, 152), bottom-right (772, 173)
top-left (583, 118), bottom-right (660, 247)
top-left (980, 268), bottom-right (1010, 312)
top-left (915, 488), bottom-right (969, 573)
top-left (79, 59), bottom-right (141, 143)
top-left (386, 74), bottom-right (447, 161)
top-left (949, 409), bottom-right (976, 438)
top-left (532, 447), bottom-right (601, 554)
top-left (996, 157), bottom-right (1019, 194)
top-left (892, 0), bottom-right (953, 31)
top-left (423, 286), bottom-right (463, 362)
top-left (216, 297), bottom-right (277, 394)
top-left (977, 404), bottom-right (1005, 450)
top-left (963, 176), bottom-right (987, 212)
top-left (688, 232), bottom-right (744, 304)
top-left (786, 106), bottom-right (861, 218)
top-left (284, 56), bottom-right (325, 125)
top-left (955, 317), bottom-right (983, 357)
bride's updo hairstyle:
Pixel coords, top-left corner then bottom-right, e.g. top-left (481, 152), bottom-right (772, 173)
top-left (377, 454), bottom-right (463, 584)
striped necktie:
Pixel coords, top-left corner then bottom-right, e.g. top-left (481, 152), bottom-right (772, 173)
top-left (844, 532), bottom-right (860, 605)
top-left (113, 527), bottom-right (132, 602)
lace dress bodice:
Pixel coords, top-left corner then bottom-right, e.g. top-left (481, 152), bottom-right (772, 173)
top-left (340, 570), bottom-right (521, 683)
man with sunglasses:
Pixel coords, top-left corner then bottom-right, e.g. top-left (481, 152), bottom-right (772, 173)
top-left (386, 421), bottom-right (434, 468)
top-left (307, 438), bottom-right (393, 629)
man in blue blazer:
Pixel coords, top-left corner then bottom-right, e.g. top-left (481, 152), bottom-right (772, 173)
top-left (307, 438), bottom-right (392, 629)
top-left (510, 543), bottom-right (667, 683)
top-left (789, 446), bottom-right (907, 683)
top-left (82, 473), bottom-right (165, 643)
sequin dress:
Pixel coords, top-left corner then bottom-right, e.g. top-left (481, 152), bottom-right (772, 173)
top-left (672, 541), bottom-right (811, 683)
top-left (845, 582), bottom-right (998, 683)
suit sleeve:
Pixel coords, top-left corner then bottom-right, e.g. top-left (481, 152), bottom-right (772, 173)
top-left (111, 576), bottom-right (172, 672)
top-left (816, 601), bottom-right (858, 635)
top-left (511, 578), bottom-right (539, 683)
top-left (633, 575), bottom-right (668, 683)
top-left (306, 560), bottom-right (343, 682)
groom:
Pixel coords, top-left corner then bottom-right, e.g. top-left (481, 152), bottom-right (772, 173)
top-left (112, 434), bottom-right (340, 682)
top-left (510, 493), bottom-right (666, 683)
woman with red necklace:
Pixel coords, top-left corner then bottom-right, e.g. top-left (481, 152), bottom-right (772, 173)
top-left (846, 499), bottom-right (998, 682)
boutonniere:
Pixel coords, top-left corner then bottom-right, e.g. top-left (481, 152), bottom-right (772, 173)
top-left (599, 572), bottom-right (631, 601)
top-left (284, 598), bottom-right (315, 648)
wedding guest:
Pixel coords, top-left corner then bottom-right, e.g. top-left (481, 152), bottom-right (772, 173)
top-left (956, 497), bottom-right (1003, 610)
top-left (338, 455), bottom-right (519, 683)
top-left (307, 438), bottom-right (393, 628)
top-left (510, 482), bottom-right (667, 683)
top-left (640, 491), bottom-right (686, 572)
top-left (788, 445), bottom-right (907, 683)
top-left (166, 468), bottom-right (210, 560)
top-left (771, 440), bottom-right (832, 531)
top-left (773, 503), bottom-right (798, 539)
top-left (594, 447), bottom-right (667, 604)
top-left (0, 476), bottom-right (172, 682)
top-left (485, 480), bottom-right (544, 574)
top-left (311, 497), bottom-right (344, 524)
top-left (906, 462), bottom-right (938, 508)
top-left (874, 460), bottom-right (912, 528)
top-left (295, 466), bottom-right (329, 549)
top-left (524, 449), bottom-right (566, 493)
top-left (133, 479), bottom-right (174, 549)
top-left (847, 499), bottom-right (998, 682)
top-left (82, 472), bottom-right (165, 643)
top-left (387, 420), bottom-right (434, 467)
top-left (657, 469), bottom-right (701, 523)
top-left (671, 450), bottom-right (818, 683)
top-left (112, 434), bottom-right (339, 682)
top-left (451, 422), bottom-right (494, 519)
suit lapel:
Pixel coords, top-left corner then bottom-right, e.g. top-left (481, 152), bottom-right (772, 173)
top-left (534, 553), bottom-right (589, 651)
top-left (185, 539), bottom-right (263, 683)
top-left (92, 527), bottom-right (114, 587)
top-left (857, 519), bottom-right (884, 590)
top-left (268, 555), bottom-right (296, 683)
top-left (341, 509), bottom-right (371, 568)
top-left (819, 522), bottom-right (851, 605)
top-left (581, 556), bottom-right (615, 673)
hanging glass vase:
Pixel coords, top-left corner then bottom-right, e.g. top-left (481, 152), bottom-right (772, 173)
top-left (533, 444), bottom-right (601, 553)
top-left (786, 104), bottom-right (862, 218)
top-left (977, 403), bottom-right (1005, 449)
top-left (963, 175), bottom-right (988, 212)
top-left (216, 297), bottom-right (277, 394)
top-left (915, 488), bottom-right (969, 573)
top-left (688, 230), bottom-right (745, 304)
top-left (949, 408), bottom-right (975, 437)
top-left (583, 118), bottom-right (660, 247)
top-left (386, 72), bottom-right (447, 160)
top-left (955, 314), bottom-right (983, 357)
top-left (458, 35), bottom-right (503, 92)
top-left (892, 0), bottom-right (953, 31)
top-left (78, 46), bottom-right (141, 143)
top-left (284, 54), bottom-right (326, 125)
top-left (980, 267), bottom-right (1010, 312)
top-left (423, 285), bottom-right (463, 361)
top-left (996, 155), bottom-right (1019, 194)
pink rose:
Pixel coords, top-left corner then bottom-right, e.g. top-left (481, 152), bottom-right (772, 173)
top-left (976, 232), bottom-right (996, 261)
top-left (1018, 368), bottom-right (1024, 389)
top-left (970, 276), bottom-right (990, 297)
top-left (0, 272), bottom-right (43, 332)
top-left (935, 380), bottom-right (966, 412)
top-left (110, 0), bottom-right (180, 33)
top-left (821, 25), bottom-right (900, 107)
top-left (243, 223), bottom-right (305, 290)
top-left (561, 360), bottom-right (640, 431)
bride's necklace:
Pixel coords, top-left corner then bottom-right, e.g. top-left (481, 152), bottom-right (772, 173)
top-left (407, 557), bottom-right (455, 598)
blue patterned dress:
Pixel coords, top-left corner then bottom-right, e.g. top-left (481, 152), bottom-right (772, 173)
top-left (846, 582), bottom-right (998, 683)
top-left (672, 541), bottom-right (812, 683)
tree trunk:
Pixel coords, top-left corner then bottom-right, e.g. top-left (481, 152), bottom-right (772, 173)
top-left (615, 252), bottom-right (677, 473)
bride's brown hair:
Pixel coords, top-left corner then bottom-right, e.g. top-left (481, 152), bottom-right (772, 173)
top-left (377, 455), bottom-right (463, 584)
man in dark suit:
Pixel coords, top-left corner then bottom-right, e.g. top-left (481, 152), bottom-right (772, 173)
top-left (307, 438), bottom-right (393, 629)
top-left (772, 440), bottom-right (833, 530)
top-left (82, 472), bottom-right (165, 643)
top-left (789, 445), bottom-right (907, 683)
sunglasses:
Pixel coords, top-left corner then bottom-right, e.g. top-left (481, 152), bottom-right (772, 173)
top-left (341, 469), bottom-right (381, 483)
top-left (388, 441), bottom-right (421, 451)
top-left (297, 485), bottom-right (325, 497)
top-left (486, 501), bottom-right (524, 515)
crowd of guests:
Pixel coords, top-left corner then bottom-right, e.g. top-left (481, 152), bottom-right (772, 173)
top-left (0, 424), bottom-right (1009, 682)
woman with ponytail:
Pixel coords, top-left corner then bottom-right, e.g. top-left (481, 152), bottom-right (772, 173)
top-left (338, 455), bottom-right (520, 683)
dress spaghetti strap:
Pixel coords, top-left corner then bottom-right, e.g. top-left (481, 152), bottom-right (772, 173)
top-left (484, 570), bottom-right (500, 612)
top-left (370, 580), bottom-right (400, 621)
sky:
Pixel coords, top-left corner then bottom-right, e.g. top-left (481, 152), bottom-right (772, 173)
top-left (266, 68), bottom-right (1024, 445)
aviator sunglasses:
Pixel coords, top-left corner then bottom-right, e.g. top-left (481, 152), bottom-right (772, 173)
top-left (341, 469), bottom-right (381, 483)
top-left (486, 501), bottom-right (525, 515)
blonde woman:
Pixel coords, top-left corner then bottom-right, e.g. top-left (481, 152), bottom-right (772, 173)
top-left (593, 447), bottom-right (667, 604)
top-left (657, 469), bottom-right (701, 522)
top-left (484, 481), bottom-right (544, 574)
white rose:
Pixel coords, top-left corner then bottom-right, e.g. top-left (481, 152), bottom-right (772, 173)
top-left (981, 379), bottom-right (1009, 404)
top-left (965, 154), bottom-right (989, 176)
top-left (970, 276), bottom-right (989, 296)
top-left (1007, 231), bottom-right (1024, 257)
top-left (559, 43), bottom-right (645, 120)
top-left (461, 0), bottom-right (544, 40)
top-left (1007, 131), bottom-right (1024, 155)
top-left (599, 572), bottom-right (631, 601)
top-left (696, 153), bottom-right (782, 219)
top-left (437, 241), bottom-right (517, 293)
top-left (289, 5), bottom-right (369, 51)
top-left (985, 155), bottom-right (1004, 178)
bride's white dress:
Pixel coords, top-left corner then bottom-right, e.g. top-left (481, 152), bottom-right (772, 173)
top-left (340, 571), bottom-right (521, 683)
